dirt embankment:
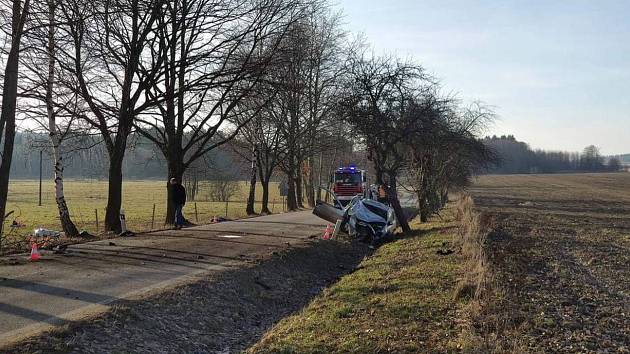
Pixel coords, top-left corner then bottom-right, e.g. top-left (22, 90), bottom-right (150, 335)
top-left (1, 240), bottom-right (369, 354)
top-left (465, 174), bottom-right (630, 353)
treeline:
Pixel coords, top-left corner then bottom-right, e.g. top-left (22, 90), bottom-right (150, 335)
top-left (9, 132), bottom-right (243, 180)
top-left (484, 135), bottom-right (622, 174)
top-left (0, 0), bottom-right (494, 240)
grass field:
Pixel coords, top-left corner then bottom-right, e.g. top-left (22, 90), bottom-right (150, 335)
top-left (1, 179), bottom-right (282, 253)
top-left (248, 203), bottom-right (470, 353)
top-left (467, 173), bottom-right (630, 352)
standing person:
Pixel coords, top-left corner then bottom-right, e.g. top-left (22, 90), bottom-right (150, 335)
top-left (170, 178), bottom-right (187, 229)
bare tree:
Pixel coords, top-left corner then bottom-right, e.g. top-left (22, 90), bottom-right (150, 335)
top-left (0, 0), bottom-right (31, 248)
top-left (608, 157), bottom-right (622, 172)
top-left (18, 0), bottom-right (83, 236)
top-left (232, 106), bottom-right (283, 214)
top-left (580, 145), bottom-right (604, 171)
top-left (133, 0), bottom-right (304, 224)
top-left (298, 8), bottom-right (346, 208)
top-left (57, 0), bottom-right (165, 232)
top-left (264, 4), bottom-right (346, 211)
top-left (338, 55), bottom-right (430, 232)
top-left (405, 102), bottom-right (496, 221)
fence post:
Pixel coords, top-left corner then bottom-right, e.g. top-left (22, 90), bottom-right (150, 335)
top-left (151, 204), bottom-right (156, 230)
top-left (194, 202), bottom-right (198, 223)
top-left (95, 209), bottom-right (99, 232)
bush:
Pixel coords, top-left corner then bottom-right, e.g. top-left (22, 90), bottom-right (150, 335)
top-left (207, 179), bottom-right (239, 202)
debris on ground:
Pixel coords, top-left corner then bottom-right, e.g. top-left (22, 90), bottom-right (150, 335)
top-left (10, 220), bottom-right (25, 228)
top-left (53, 245), bottom-right (68, 254)
top-left (211, 216), bottom-right (231, 223)
top-left (32, 228), bottom-right (61, 238)
top-left (79, 231), bottom-right (95, 238)
top-left (436, 248), bottom-right (454, 256)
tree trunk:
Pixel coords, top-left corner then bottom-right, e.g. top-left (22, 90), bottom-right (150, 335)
top-left (306, 155), bottom-right (315, 207)
top-left (260, 179), bottom-right (270, 214)
top-left (258, 162), bottom-right (272, 214)
top-left (286, 171), bottom-right (298, 211)
top-left (246, 159), bottom-right (257, 215)
top-left (387, 173), bottom-right (411, 233)
top-left (104, 149), bottom-right (124, 232)
top-left (0, 133), bottom-right (15, 248)
top-left (316, 151), bottom-right (323, 201)
top-left (324, 147), bottom-right (338, 203)
top-left (296, 165), bottom-right (304, 208)
top-left (47, 0), bottom-right (79, 237)
top-left (0, 0), bottom-right (30, 246)
top-left (418, 190), bottom-right (429, 223)
top-left (52, 142), bottom-right (80, 236)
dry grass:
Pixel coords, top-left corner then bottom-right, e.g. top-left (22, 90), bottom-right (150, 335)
top-left (453, 195), bottom-right (490, 301)
top-left (1, 179), bottom-right (282, 255)
top-left (247, 203), bottom-right (475, 354)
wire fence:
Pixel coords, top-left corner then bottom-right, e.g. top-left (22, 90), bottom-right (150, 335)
top-left (0, 198), bottom-right (286, 256)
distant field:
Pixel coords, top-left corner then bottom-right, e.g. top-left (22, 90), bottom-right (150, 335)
top-left (2, 179), bottom-right (282, 246)
top-left (472, 172), bottom-right (630, 204)
top-left (468, 173), bottom-right (630, 352)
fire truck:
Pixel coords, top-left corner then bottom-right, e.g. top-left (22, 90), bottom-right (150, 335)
top-left (332, 165), bottom-right (367, 207)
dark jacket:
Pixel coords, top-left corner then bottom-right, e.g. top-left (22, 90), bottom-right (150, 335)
top-left (171, 184), bottom-right (187, 206)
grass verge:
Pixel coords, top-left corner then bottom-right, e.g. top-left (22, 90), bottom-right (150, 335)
top-left (248, 201), bottom-right (481, 353)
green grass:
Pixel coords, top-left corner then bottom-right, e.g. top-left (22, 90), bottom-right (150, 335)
top-left (3, 179), bottom-right (282, 237)
top-left (248, 209), bottom-right (466, 354)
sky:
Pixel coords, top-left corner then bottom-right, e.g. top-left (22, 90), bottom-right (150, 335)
top-left (336, 0), bottom-right (630, 155)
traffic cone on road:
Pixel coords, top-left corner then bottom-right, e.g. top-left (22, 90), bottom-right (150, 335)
top-left (322, 224), bottom-right (333, 240)
top-left (29, 243), bottom-right (41, 261)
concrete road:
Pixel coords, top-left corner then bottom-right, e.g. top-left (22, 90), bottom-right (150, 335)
top-left (0, 211), bottom-right (327, 347)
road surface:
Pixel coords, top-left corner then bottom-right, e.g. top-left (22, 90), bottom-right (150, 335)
top-left (0, 211), bottom-right (327, 348)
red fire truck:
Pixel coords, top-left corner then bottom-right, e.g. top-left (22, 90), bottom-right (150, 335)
top-left (332, 165), bottom-right (367, 207)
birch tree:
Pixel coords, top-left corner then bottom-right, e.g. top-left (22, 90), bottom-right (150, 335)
top-left (19, 0), bottom-right (82, 236)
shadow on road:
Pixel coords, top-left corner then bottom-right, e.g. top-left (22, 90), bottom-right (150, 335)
top-left (2, 240), bottom-right (370, 354)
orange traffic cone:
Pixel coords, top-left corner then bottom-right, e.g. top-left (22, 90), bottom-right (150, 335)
top-left (29, 243), bottom-right (41, 261)
top-left (322, 224), bottom-right (333, 240)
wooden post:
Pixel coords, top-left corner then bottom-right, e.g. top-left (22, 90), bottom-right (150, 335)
top-left (194, 202), bottom-right (198, 223)
top-left (151, 204), bottom-right (156, 230)
top-left (95, 209), bottom-right (99, 232)
top-left (38, 150), bottom-right (42, 206)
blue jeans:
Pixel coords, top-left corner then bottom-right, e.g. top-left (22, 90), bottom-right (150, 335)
top-left (175, 204), bottom-right (184, 226)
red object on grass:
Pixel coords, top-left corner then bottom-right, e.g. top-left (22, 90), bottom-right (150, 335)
top-left (29, 243), bottom-right (41, 261)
